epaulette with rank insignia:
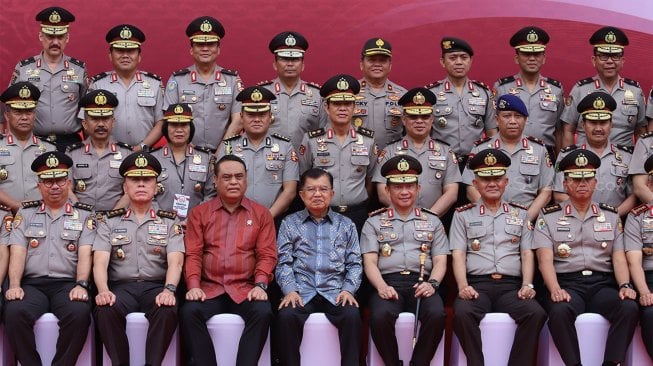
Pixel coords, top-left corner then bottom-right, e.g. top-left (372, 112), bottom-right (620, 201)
top-left (576, 77), bottom-right (594, 86)
top-left (471, 80), bottom-right (490, 90)
top-left (194, 146), bottom-right (213, 154)
top-left (599, 203), bottom-right (617, 213)
top-left (421, 208), bottom-right (439, 217)
top-left (559, 145), bottom-right (578, 153)
top-left (106, 208), bottom-right (126, 218)
top-left (223, 134), bottom-right (241, 142)
top-left (66, 142), bottom-right (84, 152)
top-left (542, 203), bottom-right (561, 215)
top-left (272, 133), bottom-right (291, 142)
top-left (74, 202), bottom-right (94, 211)
top-left (368, 207), bottom-right (388, 217)
top-left (527, 136), bottom-right (545, 145)
top-left (435, 139), bottom-right (450, 146)
top-left (509, 202), bottom-right (528, 210)
top-left (19, 57), bottom-right (36, 67)
top-left (115, 141), bottom-right (133, 150)
top-left (456, 203), bottom-right (475, 212)
top-left (157, 209), bottom-right (177, 220)
top-left (474, 136), bottom-right (492, 146)
top-left (220, 68), bottom-right (239, 76)
top-left (256, 80), bottom-right (273, 86)
top-left (357, 127), bottom-right (374, 138)
top-left (498, 75), bottom-right (515, 86)
top-left (616, 145), bottom-right (634, 154)
top-left (21, 200), bottom-right (42, 209)
top-left (149, 146), bottom-right (163, 153)
top-left (306, 81), bottom-right (321, 89)
top-left (91, 72), bottom-right (109, 82)
top-left (41, 139), bottom-right (57, 148)
top-left (624, 78), bottom-right (640, 87)
top-left (425, 80), bottom-right (442, 89)
top-left (308, 128), bottom-right (325, 139)
top-left (630, 203), bottom-right (649, 216)
top-left (545, 77), bottom-right (561, 88)
top-left (172, 68), bottom-right (190, 76)
top-left (640, 131), bottom-right (653, 139)
top-left (0, 204), bottom-right (11, 212)
top-left (387, 137), bottom-right (403, 146)
top-left (141, 71), bottom-right (161, 81)
top-left (68, 57), bottom-right (86, 68)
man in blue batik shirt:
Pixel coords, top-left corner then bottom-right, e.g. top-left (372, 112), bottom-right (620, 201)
top-left (275, 168), bottom-right (363, 366)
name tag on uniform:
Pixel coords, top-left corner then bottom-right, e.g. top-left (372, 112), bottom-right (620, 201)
top-left (63, 219), bottom-right (83, 231)
top-left (137, 89), bottom-right (155, 97)
top-left (351, 146), bottom-right (368, 156)
top-left (189, 164), bottom-right (207, 173)
top-left (468, 97), bottom-right (486, 106)
top-left (62, 75), bottom-right (79, 82)
top-left (215, 87), bottom-right (232, 95)
top-left (521, 154), bottom-right (539, 164)
top-left (557, 227), bottom-right (570, 231)
top-left (594, 223), bottom-right (613, 232)
top-left (428, 155), bottom-right (446, 161)
top-left (506, 217), bottom-right (523, 226)
top-left (414, 220), bottom-right (435, 231)
top-left (113, 228), bottom-right (128, 233)
top-left (76, 164), bottom-right (89, 168)
top-left (148, 223), bottom-right (169, 235)
top-left (173, 194), bottom-right (191, 218)
top-left (301, 99), bottom-right (318, 106)
top-left (110, 160), bottom-right (122, 168)
top-left (469, 221), bottom-right (483, 227)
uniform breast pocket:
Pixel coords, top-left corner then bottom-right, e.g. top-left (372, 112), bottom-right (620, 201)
top-left (519, 163), bottom-right (540, 176)
top-left (434, 105), bottom-right (453, 118)
top-left (539, 101), bottom-right (558, 112)
top-left (108, 166), bottom-right (122, 178)
top-left (137, 96), bottom-right (156, 107)
top-left (147, 235), bottom-right (168, 247)
top-left (61, 229), bottom-right (82, 242)
top-left (189, 171), bottom-right (207, 184)
top-left (301, 104), bottom-right (320, 116)
top-left (181, 92), bottom-right (199, 104)
top-left (25, 231), bottom-right (47, 256)
top-left (553, 230), bottom-right (574, 242)
top-left (111, 233), bottom-right (132, 247)
top-left (72, 166), bottom-right (92, 180)
top-left (593, 230), bottom-right (615, 243)
top-left (0, 155), bottom-right (16, 167)
top-left (467, 104), bottom-right (487, 117)
top-left (60, 82), bottom-right (80, 94)
top-left (315, 157), bottom-right (335, 168)
top-left (214, 96), bottom-right (232, 109)
top-left (611, 165), bottom-right (629, 179)
top-left (351, 155), bottom-right (370, 167)
top-left (414, 231), bottom-right (433, 249)
top-left (621, 103), bottom-right (639, 117)
top-left (466, 227), bottom-right (486, 240)
top-left (504, 224), bottom-right (522, 237)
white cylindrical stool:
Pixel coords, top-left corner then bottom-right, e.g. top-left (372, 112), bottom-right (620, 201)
top-left (101, 312), bottom-right (180, 366)
top-left (538, 313), bottom-right (610, 366)
top-left (450, 313), bottom-right (518, 366)
top-left (206, 313), bottom-right (271, 366)
top-left (367, 312), bottom-right (445, 366)
top-left (297, 313), bottom-right (342, 366)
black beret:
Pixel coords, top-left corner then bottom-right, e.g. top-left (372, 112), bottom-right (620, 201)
top-left (441, 37), bottom-right (473, 56)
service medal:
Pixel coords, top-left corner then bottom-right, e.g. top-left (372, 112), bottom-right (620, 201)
top-left (116, 247), bottom-right (125, 260)
top-left (67, 243), bottom-right (76, 252)
top-left (471, 239), bottom-right (481, 251)
top-left (557, 244), bottom-right (571, 258)
top-left (0, 168), bottom-right (7, 181)
top-left (381, 243), bottom-right (392, 257)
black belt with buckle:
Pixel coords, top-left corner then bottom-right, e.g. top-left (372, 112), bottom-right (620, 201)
top-left (331, 201), bottom-right (367, 213)
top-left (468, 273), bottom-right (521, 281)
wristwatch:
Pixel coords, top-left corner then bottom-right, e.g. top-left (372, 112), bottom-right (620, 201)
top-left (75, 280), bottom-right (90, 290)
top-left (164, 283), bottom-right (177, 293)
top-left (619, 282), bottom-right (634, 290)
top-left (139, 142), bottom-right (149, 151)
top-left (522, 283), bottom-right (535, 289)
top-left (428, 279), bottom-right (440, 290)
top-left (255, 282), bottom-right (268, 291)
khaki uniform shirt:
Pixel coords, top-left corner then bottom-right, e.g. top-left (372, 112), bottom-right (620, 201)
top-left (450, 201), bottom-right (532, 276)
top-left (93, 206), bottom-right (184, 282)
top-left (373, 137), bottom-right (461, 208)
top-left (152, 145), bottom-right (216, 216)
top-left (10, 53), bottom-right (88, 135)
top-left (86, 71), bottom-right (164, 146)
top-left (462, 135), bottom-right (554, 206)
top-left (67, 139), bottom-right (132, 212)
top-left (628, 132), bottom-right (653, 175)
top-left (259, 78), bottom-right (327, 151)
top-left (561, 76), bottom-right (646, 147)
top-left (217, 134), bottom-right (298, 208)
top-left (0, 134), bottom-right (55, 203)
top-left (533, 201), bottom-right (623, 273)
top-left (354, 79), bottom-right (407, 149)
top-left (9, 200), bottom-right (95, 278)
top-left (554, 143), bottom-right (632, 207)
top-left (360, 207), bottom-right (449, 274)
top-left (299, 126), bottom-right (377, 206)
top-left (427, 78), bottom-right (497, 156)
top-left (493, 75), bottom-right (564, 146)
top-left (164, 65), bottom-right (243, 150)
top-left (624, 204), bottom-right (653, 271)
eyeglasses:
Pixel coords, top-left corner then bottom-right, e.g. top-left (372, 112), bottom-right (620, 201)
top-left (40, 177), bottom-right (68, 188)
top-left (302, 186), bottom-right (332, 195)
top-left (595, 53), bottom-right (623, 62)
